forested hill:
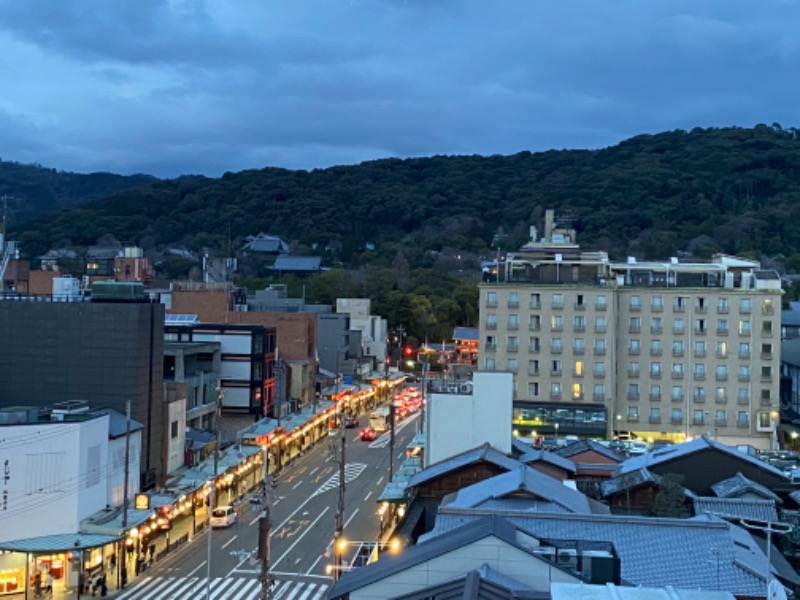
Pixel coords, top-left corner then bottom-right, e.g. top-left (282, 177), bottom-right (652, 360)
top-left (10, 124), bottom-right (800, 270)
top-left (0, 160), bottom-right (157, 226)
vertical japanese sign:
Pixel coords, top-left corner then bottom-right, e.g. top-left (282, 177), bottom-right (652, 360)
top-left (2, 458), bottom-right (9, 511)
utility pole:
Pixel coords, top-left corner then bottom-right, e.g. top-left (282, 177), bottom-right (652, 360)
top-left (333, 412), bottom-right (346, 583)
top-left (739, 519), bottom-right (792, 599)
top-left (206, 430), bottom-right (219, 600)
top-left (119, 400), bottom-right (131, 590)
top-left (259, 450), bottom-right (274, 599)
top-left (389, 403), bottom-right (396, 482)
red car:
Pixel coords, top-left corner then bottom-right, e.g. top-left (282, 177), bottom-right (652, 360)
top-left (359, 427), bottom-right (376, 441)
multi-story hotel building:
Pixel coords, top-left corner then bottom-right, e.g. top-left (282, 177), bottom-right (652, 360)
top-left (479, 211), bottom-right (782, 449)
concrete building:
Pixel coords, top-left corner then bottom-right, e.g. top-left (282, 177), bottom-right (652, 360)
top-left (0, 290), bottom-right (165, 487)
top-left (479, 210), bottom-right (782, 449)
top-left (337, 298), bottom-right (389, 371)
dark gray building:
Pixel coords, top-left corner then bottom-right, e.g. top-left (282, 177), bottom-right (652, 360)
top-left (0, 295), bottom-right (165, 488)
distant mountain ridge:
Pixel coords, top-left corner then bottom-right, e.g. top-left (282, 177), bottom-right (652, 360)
top-left (7, 124), bottom-right (800, 272)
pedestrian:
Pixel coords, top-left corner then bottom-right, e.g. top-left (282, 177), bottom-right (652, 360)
top-left (120, 565), bottom-right (128, 588)
top-left (78, 570), bottom-right (86, 595)
top-left (148, 542), bottom-right (155, 562)
top-left (33, 571), bottom-right (42, 598)
top-left (100, 573), bottom-right (108, 597)
top-left (108, 553), bottom-right (116, 573)
top-left (45, 572), bottom-right (53, 595)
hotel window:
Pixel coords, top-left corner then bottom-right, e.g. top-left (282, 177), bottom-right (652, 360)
top-left (595, 315), bottom-right (607, 332)
top-left (551, 315), bottom-right (564, 331)
top-left (508, 314), bottom-right (519, 329)
top-left (761, 365), bottom-right (772, 379)
top-left (762, 343), bottom-right (773, 357)
top-left (507, 336), bottom-right (518, 351)
top-left (651, 317), bottom-right (663, 334)
top-left (573, 338), bottom-right (586, 354)
top-left (507, 358), bottom-right (518, 373)
top-left (594, 384), bottom-right (605, 399)
top-left (573, 315), bottom-right (586, 331)
top-left (529, 337), bottom-right (540, 352)
top-left (628, 383), bottom-right (639, 399)
top-left (696, 297), bottom-right (707, 312)
top-left (594, 339), bottom-right (607, 354)
top-left (716, 341), bottom-right (727, 358)
top-left (628, 361), bottom-right (640, 377)
top-left (716, 365), bottom-right (728, 381)
top-left (528, 315), bottom-right (541, 330)
top-left (650, 407), bottom-right (661, 422)
top-left (550, 383), bottom-right (562, 397)
top-left (575, 294), bottom-right (586, 309)
top-left (738, 365), bottom-right (750, 381)
top-left (650, 384), bottom-right (661, 399)
top-left (572, 383), bottom-right (583, 399)
top-left (673, 296), bottom-right (686, 311)
top-left (530, 293), bottom-right (541, 309)
top-left (694, 318), bottom-right (707, 334)
top-left (673, 318), bottom-right (685, 334)
top-left (758, 411), bottom-right (772, 429)
top-left (739, 298), bottom-right (752, 314)
top-left (552, 338), bottom-right (563, 353)
top-left (574, 361), bottom-right (584, 376)
top-left (552, 293), bottom-right (564, 309)
top-left (672, 363), bottom-right (684, 377)
top-left (485, 357), bottom-right (496, 369)
top-left (650, 362), bottom-right (662, 377)
top-left (651, 296), bottom-right (663, 311)
top-left (630, 295), bottom-right (641, 311)
top-left (694, 364), bottom-right (706, 379)
top-left (486, 291), bottom-right (497, 306)
top-left (596, 295), bottom-right (607, 310)
top-left (715, 410), bottom-right (727, 425)
top-left (739, 320), bottom-right (751, 335)
top-left (739, 342), bottom-right (751, 358)
top-left (508, 291), bottom-right (519, 308)
top-left (671, 386), bottom-right (683, 401)
top-left (486, 314), bottom-right (497, 328)
top-left (627, 406), bottom-right (639, 420)
top-left (552, 360), bottom-right (562, 374)
top-left (737, 411), bottom-right (749, 427)
top-left (715, 387), bottom-right (726, 402)
top-left (629, 339), bottom-right (640, 354)
top-left (694, 341), bottom-right (706, 357)
top-left (718, 297), bottom-right (729, 313)
top-left (528, 360), bottom-right (539, 375)
top-left (764, 298), bottom-right (774, 315)
top-left (761, 389), bottom-right (772, 403)
top-left (593, 362), bottom-right (606, 377)
top-left (672, 340), bottom-right (684, 356)
top-left (650, 340), bottom-right (663, 356)
top-left (527, 383), bottom-right (539, 397)
top-left (671, 408), bottom-right (682, 423)
top-left (717, 319), bottom-right (729, 335)
top-left (694, 387), bottom-right (706, 402)
top-left (737, 388), bottom-right (750, 404)
top-left (693, 409), bottom-right (705, 425)
top-left (629, 317), bottom-right (641, 332)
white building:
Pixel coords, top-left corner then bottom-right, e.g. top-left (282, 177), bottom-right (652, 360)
top-left (424, 371), bottom-right (513, 466)
top-left (337, 298), bottom-right (389, 370)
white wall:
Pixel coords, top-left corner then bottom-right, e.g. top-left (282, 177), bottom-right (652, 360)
top-left (426, 371), bottom-right (513, 466)
top-left (107, 431), bottom-right (142, 507)
top-left (0, 415), bottom-right (110, 543)
top-left (165, 397), bottom-right (187, 475)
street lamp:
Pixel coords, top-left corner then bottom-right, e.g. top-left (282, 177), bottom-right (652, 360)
top-left (554, 423), bottom-right (559, 447)
top-left (327, 538), bottom-right (402, 576)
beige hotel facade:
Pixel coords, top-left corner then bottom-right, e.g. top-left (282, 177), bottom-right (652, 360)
top-left (479, 212), bottom-right (782, 449)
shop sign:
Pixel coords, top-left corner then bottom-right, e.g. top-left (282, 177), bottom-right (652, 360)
top-left (134, 494), bottom-right (150, 510)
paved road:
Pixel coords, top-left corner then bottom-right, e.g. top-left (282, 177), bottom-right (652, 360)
top-left (114, 410), bottom-right (420, 599)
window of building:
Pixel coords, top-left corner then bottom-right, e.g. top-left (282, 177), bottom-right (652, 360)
top-left (737, 388), bottom-right (750, 403)
top-left (715, 410), bottom-right (727, 425)
top-left (530, 293), bottom-right (541, 309)
top-left (552, 338), bottom-right (563, 352)
top-left (760, 389), bottom-right (771, 402)
top-left (694, 341), bottom-right (706, 357)
top-left (630, 295), bottom-right (641, 310)
top-left (628, 361), bottom-right (640, 376)
top-left (628, 383), bottom-right (639, 399)
top-left (761, 365), bottom-right (772, 378)
top-left (672, 363), bottom-right (683, 377)
top-left (627, 406), bottom-right (639, 420)
top-left (596, 295), bottom-right (607, 310)
top-left (695, 318), bottom-right (707, 334)
top-left (673, 318), bottom-right (685, 334)
top-left (757, 411), bottom-right (771, 430)
top-left (716, 365), bottom-right (728, 380)
top-left (651, 362), bottom-right (662, 377)
top-left (737, 411), bottom-right (749, 427)
top-left (696, 297), bottom-right (707, 311)
top-left (171, 420), bottom-right (179, 439)
top-left (486, 314), bottom-right (497, 328)
top-left (674, 296), bottom-right (686, 311)
top-left (762, 343), bottom-right (773, 356)
top-left (738, 365), bottom-right (750, 380)
top-left (650, 384), bottom-right (661, 398)
top-left (739, 298), bottom-right (752, 313)
top-left (672, 340), bottom-right (684, 356)
top-left (507, 358), bottom-right (518, 372)
top-left (739, 342), bottom-right (751, 358)
top-left (718, 297), bottom-right (729, 313)
top-left (529, 337), bottom-right (540, 352)
top-left (651, 317), bottom-right (663, 333)
top-left (551, 315), bottom-right (563, 330)
top-left (693, 409), bottom-right (705, 425)
top-left (576, 294), bottom-right (586, 308)
top-left (485, 357), bottom-right (496, 369)
top-left (715, 387), bottom-right (726, 402)
top-left (593, 384), bottom-right (605, 399)
top-left (694, 364), bottom-right (706, 378)
top-left (528, 359), bottom-right (539, 375)
top-left (651, 340), bottom-right (662, 356)
top-left (594, 362), bottom-right (606, 377)
top-left (717, 319), bottom-right (729, 335)
top-left (594, 339), bottom-right (607, 354)
top-left (507, 336), bottom-right (518, 351)
top-left (508, 314), bottom-right (519, 329)
top-left (629, 317), bottom-right (641, 332)
top-left (595, 316), bottom-right (607, 332)
top-left (551, 360), bottom-right (562, 374)
top-left (550, 382), bottom-right (561, 397)
top-left (629, 339), bottom-right (640, 354)
top-left (552, 293), bottom-right (564, 309)
top-left (527, 382), bottom-right (539, 397)
top-left (739, 320), bottom-right (751, 335)
top-left (764, 298), bottom-right (774, 314)
top-left (651, 296), bottom-right (663, 311)
top-left (573, 338), bottom-right (586, 354)
top-left (694, 386), bottom-right (706, 401)
top-left (574, 361), bottom-right (583, 376)
top-left (572, 383), bottom-right (583, 399)
top-left (528, 315), bottom-right (541, 330)
top-left (486, 291), bottom-right (497, 306)
top-left (671, 386), bottom-right (683, 401)
top-left (716, 341), bottom-right (727, 358)
top-left (671, 408), bottom-right (682, 423)
top-left (650, 407), bottom-right (661, 422)
top-left (508, 292), bottom-right (519, 307)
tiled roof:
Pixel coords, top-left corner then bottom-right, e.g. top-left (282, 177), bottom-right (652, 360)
top-left (711, 472), bottom-right (782, 502)
top-left (426, 511), bottom-right (767, 597)
top-left (693, 496), bottom-right (778, 522)
top-left (618, 436), bottom-right (787, 480)
top-left (441, 465), bottom-right (592, 514)
top-left (406, 443), bottom-right (522, 489)
top-left (601, 468), bottom-right (662, 497)
top-left (555, 439), bottom-right (623, 463)
top-left (518, 448), bottom-right (577, 473)
top-left (270, 256), bottom-right (323, 271)
top-left (328, 515), bottom-right (575, 599)
top-left (92, 406), bottom-right (143, 438)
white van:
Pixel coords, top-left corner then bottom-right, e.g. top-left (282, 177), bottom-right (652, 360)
top-left (210, 506), bottom-right (236, 528)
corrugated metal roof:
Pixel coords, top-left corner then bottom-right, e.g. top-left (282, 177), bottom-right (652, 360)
top-left (270, 256), bottom-right (322, 271)
top-left (452, 327), bottom-right (479, 341)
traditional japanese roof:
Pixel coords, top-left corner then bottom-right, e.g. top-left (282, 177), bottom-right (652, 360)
top-left (517, 448), bottom-right (577, 474)
top-left (391, 564), bottom-right (542, 600)
top-left (406, 443), bottom-right (523, 490)
top-left (600, 468), bottom-right (662, 497)
top-left (618, 436), bottom-right (786, 480)
top-left (555, 439), bottom-right (624, 463)
top-left (424, 511), bottom-right (769, 597)
top-left (242, 233), bottom-right (289, 254)
top-left (711, 472), bottom-right (782, 502)
top-left (693, 496), bottom-right (778, 523)
top-left (441, 465), bottom-right (592, 514)
top-left (269, 256), bottom-right (322, 272)
top-left (328, 516), bottom-right (578, 599)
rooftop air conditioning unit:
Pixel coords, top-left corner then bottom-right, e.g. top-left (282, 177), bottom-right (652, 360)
top-left (556, 549), bottom-right (579, 569)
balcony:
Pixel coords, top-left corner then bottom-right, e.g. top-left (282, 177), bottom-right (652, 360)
top-left (715, 373), bottom-right (728, 382)
top-left (574, 302), bottom-right (587, 311)
top-left (759, 397), bottom-right (773, 407)
top-left (551, 346), bottom-right (563, 355)
top-left (692, 417), bottom-right (705, 426)
top-left (528, 322), bottom-right (541, 332)
top-left (595, 325), bottom-right (607, 334)
top-left (739, 328), bottom-right (752, 337)
top-left (740, 305), bottom-right (752, 315)
top-left (760, 374), bottom-right (773, 383)
top-left (486, 322), bottom-right (497, 330)
top-left (593, 370), bottom-right (606, 379)
top-left (529, 300), bottom-right (541, 310)
top-left (506, 344), bottom-right (519, 353)
top-left (761, 352), bottom-right (773, 360)
top-left (649, 416), bottom-right (662, 424)
top-left (528, 345), bottom-right (540, 354)
top-left (572, 369), bottom-right (584, 378)
top-left (673, 304), bottom-right (686, 313)
top-left (715, 418), bottom-right (728, 427)
top-left (650, 370), bottom-right (662, 379)
top-left (630, 304), bottom-right (642, 312)
top-left (737, 395), bottom-right (750, 405)
top-left (673, 327), bottom-right (685, 335)
top-left (573, 346), bottom-right (585, 356)
top-left (736, 419), bottom-right (749, 429)
top-left (627, 415), bottom-right (640, 423)
top-left (651, 326), bottom-right (663, 335)
top-left (507, 322), bottom-right (520, 331)
top-left (628, 369), bottom-right (640, 378)
top-left (715, 351), bottom-right (727, 359)
top-left (629, 325), bottom-right (642, 334)
top-left (484, 343), bottom-right (497, 353)
top-left (573, 324), bottom-right (586, 333)
top-left (550, 324), bottom-right (563, 332)
top-left (695, 305), bottom-right (707, 314)
top-left (650, 348), bottom-right (663, 357)
top-left (671, 394), bottom-right (684, 403)
top-left (628, 347), bottom-right (640, 356)
top-left (738, 351), bottom-right (751, 359)
top-left (715, 396), bottom-right (728, 405)
top-left (627, 392), bottom-right (640, 402)
top-left (594, 347), bottom-right (606, 356)
top-left (672, 348), bottom-right (685, 357)
top-left (693, 395), bottom-right (706, 404)
top-left (593, 393), bottom-right (605, 402)
top-left (528, 368), bottom-right (539, 376)
top-left (595, 302), bottom-right (607, 312)
top-left (508, 300), bottom-right (520, 309)
top-left (550, 369), bottom-right (563, 377)
top-left (549, 392), bottom-right (562, 401)
top-left (694, 349), bottom-right (706, 358)
top-left (762, 328), bottom-right (774, 337)
top-left (693, 372), bottom-right (706, 381)
top-left (763, 306), bottom-right (775, 316)
top-left (694, 327), bottom-right (707, 336)
top-left (717, 305), bottom-right (729, 315)
top-left (671, 416), bottom-right (683, 425)
top-left (572, 393), bottom-right (584, 402)
top-left (651, 304), bottom-right (663, 313)
top-left (650, 393), bottom-right (662, 402)
top-left (671, 371), bottom-right (684, 380)
top-left (552, 301), bottom-right (564, 310)
top-left (716, 328), bottom-right (729, 337)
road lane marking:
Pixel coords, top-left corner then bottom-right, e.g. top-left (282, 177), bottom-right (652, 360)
top-left (376, 476), bottom-right (384, 486)
top-left (344, 507), bottom-right (359, 528)
top-left (293, 480), bottom-right (304, 489)
top-left (187, 561), bottom-right (206, 577)
top-left (309, 466), bottom-right (319, 475)
top-left (222, 535), bottom-right (237, 549)
top-left (272, 570), bottom-right (331, 580)
top-left (272, 507), bottom-right (330, 569)
top-left (364, 491), bottom-right (372, 501)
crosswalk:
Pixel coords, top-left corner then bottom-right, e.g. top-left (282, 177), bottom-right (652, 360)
top-left (116, 576), bottom-right (328, 599)
top-left (312, 462), bottom-right (367, 496)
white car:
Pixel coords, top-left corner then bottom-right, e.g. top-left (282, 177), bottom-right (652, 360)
top-left (624, 441), bottom-right (649, 456)
top-left (210, 506), bottom-right (236, 528)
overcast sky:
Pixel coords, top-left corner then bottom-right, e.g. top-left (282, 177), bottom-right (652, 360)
top-left (0, 1), bottom-right (796, 179)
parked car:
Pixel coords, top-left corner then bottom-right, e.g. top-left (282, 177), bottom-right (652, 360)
top-left (359, 427), bottom-right (376, 441)
top-left (624, 441), bottom-right (649, 456)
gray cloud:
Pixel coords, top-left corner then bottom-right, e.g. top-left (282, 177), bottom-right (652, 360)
top-left (0, 0), bottom-right (796, 178)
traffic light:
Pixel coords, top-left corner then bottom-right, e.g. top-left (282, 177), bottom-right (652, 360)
top-left (403, 346), bottom-right (414, 357)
